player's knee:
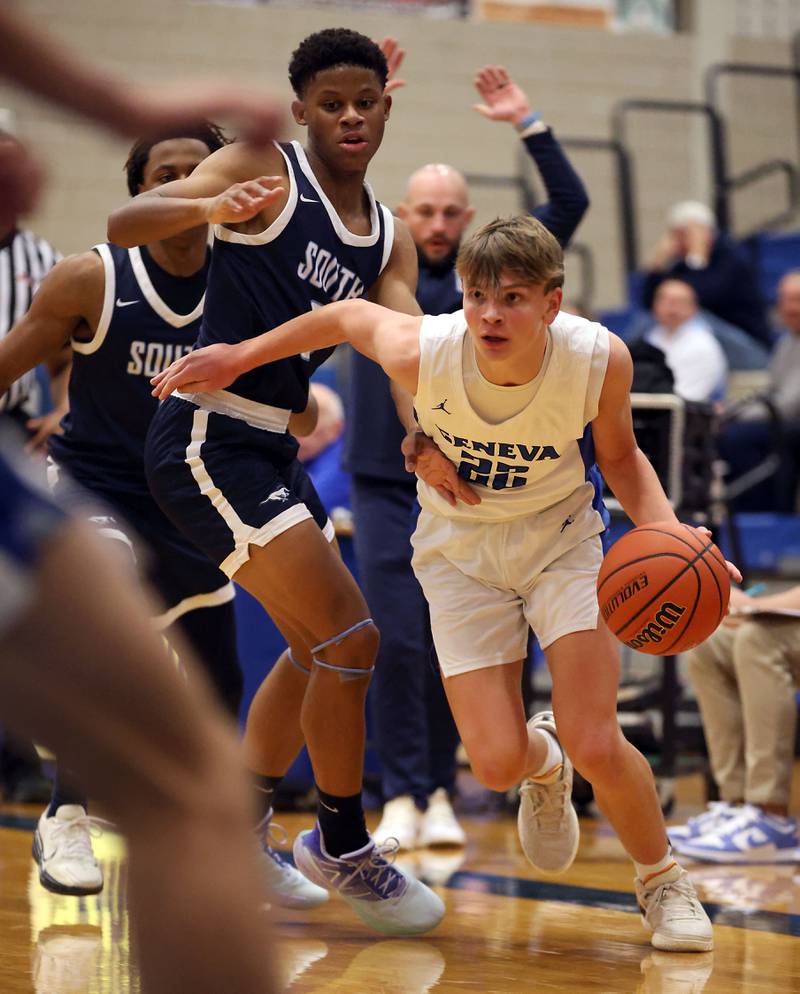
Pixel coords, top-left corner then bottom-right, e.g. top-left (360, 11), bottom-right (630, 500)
top-left (314, 620), bottom-right (380, 677)
top-left (563, 725), bottom-right (620, 784)
top-left (469, 747), bottom-right (526, 792)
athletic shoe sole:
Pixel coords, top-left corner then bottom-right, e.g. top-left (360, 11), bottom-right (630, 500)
top-left (32, 832), bottom-right (104, 897)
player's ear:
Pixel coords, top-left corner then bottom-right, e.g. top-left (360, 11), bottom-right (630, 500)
top-left (291, 99), bottom-right (307, 127)
top-left (383, 94), bottom-right (392, 120)
top-left (546, 286), bottom-right (563, 320)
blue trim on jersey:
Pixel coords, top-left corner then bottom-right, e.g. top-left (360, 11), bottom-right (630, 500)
top-left (578, 424), bottom-right (610, 536)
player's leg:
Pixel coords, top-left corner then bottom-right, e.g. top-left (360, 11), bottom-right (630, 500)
top-left (170, 600), bottom-right (244, 718)
top-left (547, 624), bottom-right (713, 951)
top-left (235, 523), bottom-right (445, 936)
top-left (0, 520), bottom-right (277, 994)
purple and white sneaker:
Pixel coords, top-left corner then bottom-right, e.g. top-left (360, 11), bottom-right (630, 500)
top-left (677, 807), bottom-right (800, 864)
top-left (293, 825), bottom-right (445, 935)
top-left (667, 802), bottom-right (739, 847)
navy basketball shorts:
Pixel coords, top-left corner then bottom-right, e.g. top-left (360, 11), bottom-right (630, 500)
top-left (0, 438), bottom-right (66, 634)
top-left (145, 395), bottom-right (332, 579)
top-left (46, 458), bottom-right (235, 629)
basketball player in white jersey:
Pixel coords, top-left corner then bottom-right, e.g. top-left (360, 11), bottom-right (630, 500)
top-left (153, 214), bottom-right (742, 953)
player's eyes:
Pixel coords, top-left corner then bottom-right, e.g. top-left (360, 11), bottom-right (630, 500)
top-left (322, 102), bottom-right (339, 112)
top-left (505, 293), bottom-right (520, 303)
top-left (157, 174), bottom-right (174, 184)
top-left (359, 99), bottom-right (375, 109)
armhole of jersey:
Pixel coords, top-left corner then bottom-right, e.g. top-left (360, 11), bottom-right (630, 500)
top-left (584, 325), bottom-right (610, 425)
top-left (214, 141), bottom-right (297, 245)
top-left (379, 205), bottom-right (395, 275)
top-left (72, 244), bottom-right (114, 355)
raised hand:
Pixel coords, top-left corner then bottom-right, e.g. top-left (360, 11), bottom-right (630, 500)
top-left (150, 343), bottom-right (241, 399)
top-left (401, 430), bottom-right (481, 507)
top-left (473, 65), bottom-right (532, 125)
top-left (378, 37), bottom-right (407, 95)
top-left (204, 176), bottom-right (284, 225)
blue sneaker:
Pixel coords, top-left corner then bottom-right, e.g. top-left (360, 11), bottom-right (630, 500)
top-left (293, 825), bottom-right (445, 935)
top-left (677, 807), bottom-right (800, 864)
top-left (667, 802), bottom-right (739, 847)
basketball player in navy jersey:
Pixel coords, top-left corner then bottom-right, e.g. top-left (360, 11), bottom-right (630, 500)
top-left (108, 28), bottom-right (444, 935)
top-left (0, 124), bottom-right (325, 910)
top-left (154, 214), bottom-right (742, 954)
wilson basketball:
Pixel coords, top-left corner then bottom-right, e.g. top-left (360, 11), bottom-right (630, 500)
top-left (597, 521), bottom-right (730, 655)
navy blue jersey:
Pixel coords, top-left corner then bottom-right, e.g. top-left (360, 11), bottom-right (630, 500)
top-left (50, 243), bottom-right (204, 495)
top-left (198, 140), bottom-right (394, 413)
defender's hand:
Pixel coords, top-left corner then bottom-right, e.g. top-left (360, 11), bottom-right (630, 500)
top-left (473, 65), bottom-right (531, 125)
top-left (378, 37), bottom-right (407, 95)
top-left (151, 343), bottom-right (241, 399)
top-left (401, 430), bottom-right (481, 507)
top-left (204, 176), bottom-right (284, 225)
top-left (25, 409), bottom-right (65, 454)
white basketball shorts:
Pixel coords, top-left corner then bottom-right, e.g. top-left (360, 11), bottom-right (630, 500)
top-left (410, 492), bottom-right (604, 678)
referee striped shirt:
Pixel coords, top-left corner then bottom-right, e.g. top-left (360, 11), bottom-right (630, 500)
top-left (0, 228), bottom-right (61, 414)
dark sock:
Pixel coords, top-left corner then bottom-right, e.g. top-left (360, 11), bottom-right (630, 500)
top-left (47, 767), bottom-right (87, 818)
top-left (317, 789), bottom-right (369, 858)
top-left (252, 773), bottom-right (283, 826)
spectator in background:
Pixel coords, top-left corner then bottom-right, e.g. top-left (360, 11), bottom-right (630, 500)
top-left (770, 270), bottom-right (800, 422)
top-left (344, 64), bottom-right (590, 851)
top-left (643, 279), bottom-right (728, 402)
top-left (669, 585), bottom-right (800, 863)
top-left (642, 201), bottom-right (771, 347)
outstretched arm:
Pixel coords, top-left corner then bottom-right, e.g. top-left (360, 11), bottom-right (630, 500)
top-left (151, 299), bottom-right (422, 399)
top-left (473, 65), bottom-right (589, 247)
top-left (108, 143), bottom-right (285, 247)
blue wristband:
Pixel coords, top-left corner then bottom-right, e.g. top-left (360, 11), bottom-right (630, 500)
top-left (515, 111), bottom-right (541, 133)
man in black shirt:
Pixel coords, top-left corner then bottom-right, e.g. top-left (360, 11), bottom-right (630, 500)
top-left (344, 65), bottom-right (590, 851)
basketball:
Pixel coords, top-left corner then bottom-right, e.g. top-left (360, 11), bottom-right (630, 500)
top-left (597, 521), bottom-right (730, 655)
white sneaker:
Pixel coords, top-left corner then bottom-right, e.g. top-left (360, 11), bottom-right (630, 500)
top-left (258, 812), bottom-right (329, 910)
top-left (32, 806), bottom-right (105, 896)
top-left (418, 789), bottom-right (466, 848)
top-left (374, 795), bottom-right (421, 851)
top-left (517, 711), bottom-right (579, 874)
top-left (636, 864), bottom-right (714, 952)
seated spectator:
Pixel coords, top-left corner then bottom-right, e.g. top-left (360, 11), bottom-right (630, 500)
top-left (643, 279), bottom-right (728, 402)
top-left (668, 584), bottom-right (800, 863)
top-left (642, 201), bottom-right (771, 347)
top-left (716, 270), bottom-right (800, 512)
top-left (770, 270), bottom-right (800, 421)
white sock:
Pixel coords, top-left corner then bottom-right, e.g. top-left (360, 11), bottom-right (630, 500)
top-left (530, 729), bottom-right (563, 783)
top-left (634, 849), bottom-right (678, 887)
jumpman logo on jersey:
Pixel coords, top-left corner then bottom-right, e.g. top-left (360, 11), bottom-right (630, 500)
top-left (560, 514), bottom-right (575, 533)
top-left (432, 399), bottom-right (452, 415)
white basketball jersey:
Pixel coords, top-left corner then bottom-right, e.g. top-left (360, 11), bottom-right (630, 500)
top-left (414, 309), bottom-right (610, 522)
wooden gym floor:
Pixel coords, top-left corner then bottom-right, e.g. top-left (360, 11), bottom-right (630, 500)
top-left (1, 775), bottom-right (798, 994)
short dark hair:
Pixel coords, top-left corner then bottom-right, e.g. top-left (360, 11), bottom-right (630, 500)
top-left (124, 122), bottom-right (229, 197)
top-left (288, 28), bottom-right (388, 97)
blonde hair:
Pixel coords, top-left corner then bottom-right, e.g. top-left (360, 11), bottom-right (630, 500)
top-left (456, 215), bottom-right (564, 294)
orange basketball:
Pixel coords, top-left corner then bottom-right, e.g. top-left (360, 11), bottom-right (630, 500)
top-left (597, 521), bottom-right (730, 655)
